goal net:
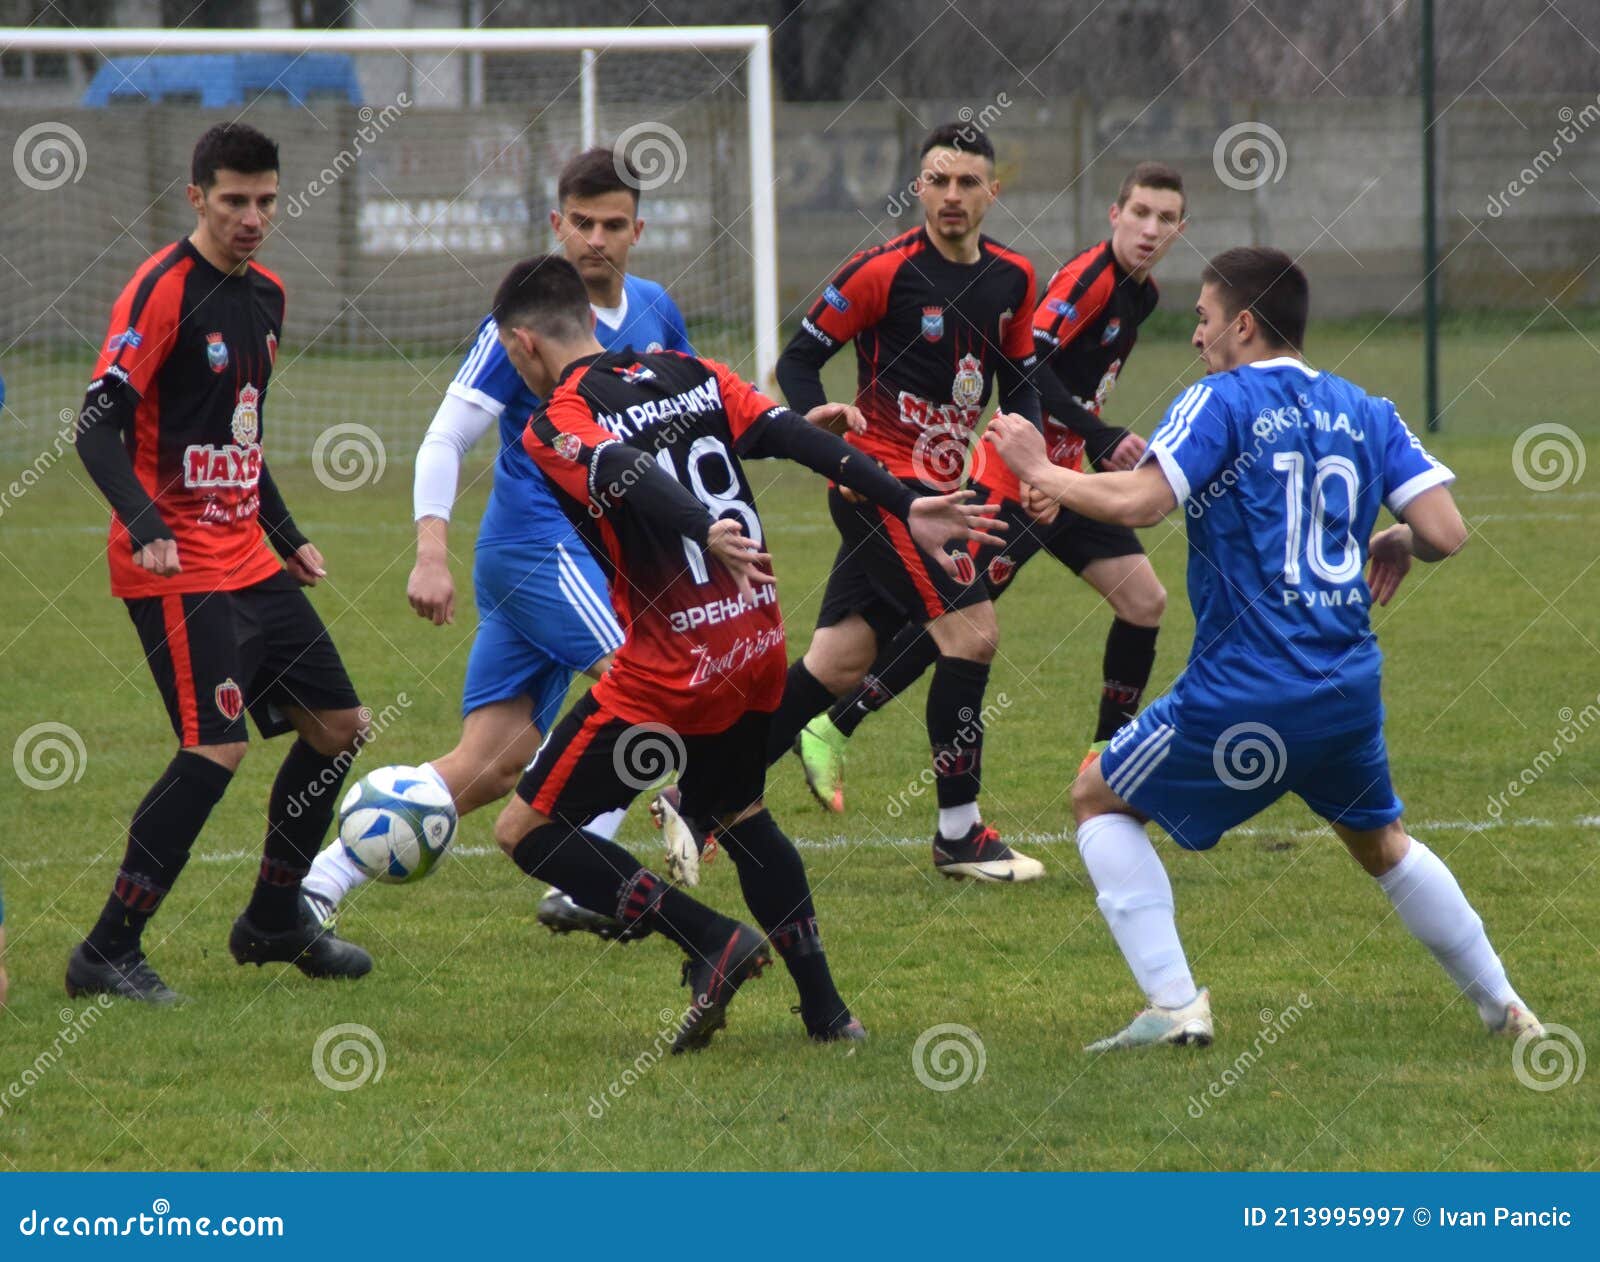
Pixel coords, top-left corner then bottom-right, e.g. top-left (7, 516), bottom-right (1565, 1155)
top-left (0, 28), bottom-right (777, 465)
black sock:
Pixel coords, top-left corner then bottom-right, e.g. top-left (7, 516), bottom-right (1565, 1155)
top-left (718, 809), bottom-right (847, 1027)
top-left (1096, 618), bottom-right (1160, 742)
top-left (86, 750), bottom-right (233, 959)
top-left (829, 624), bottom-right (940, 738)
top-left (246, 738), bottom-right (352, 931)
top-left (765, 659), bottom-right (839, 766)
top-left (510, 823), bottom-right (731, 953)
top-left (927, 655), bottom-right (990, 813)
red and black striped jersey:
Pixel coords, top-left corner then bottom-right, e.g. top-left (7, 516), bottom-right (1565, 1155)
top-left (87, 239), bottom-right (285, 598)
top-left (974, 239), bottom-right (1158, 497)
top-left (521, 350), bottom-right (788, 735)
top-left (791, 227), bottom-right (1037, 479)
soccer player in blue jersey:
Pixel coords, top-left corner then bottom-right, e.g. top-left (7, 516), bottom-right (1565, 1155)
top-left (988, 246), bottom-right (1545, 1052)
top-left (302, 147), bottom-right (694, 935)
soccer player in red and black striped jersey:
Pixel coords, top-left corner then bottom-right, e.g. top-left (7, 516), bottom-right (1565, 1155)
top-left (65, 124), bottom-right (371, 1005)
top-left (766, 122), bottom-right (1046, 883)
top-left (800, 164), bottom-right (1190, 807)
top-left (488, 256), bottom-right (1001, 1049)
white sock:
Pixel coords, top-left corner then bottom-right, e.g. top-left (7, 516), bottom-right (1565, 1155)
top-left (1376, 837), bottom-right (1519, 1025)
top-left (302, 841), bottom-right (368, 907)
top-left (585, 807), bottom-right (626, 841)
top-left (1077, 813), bottom-right (1197, 1010)
top-left (938, 803), bottom-right (980, 839)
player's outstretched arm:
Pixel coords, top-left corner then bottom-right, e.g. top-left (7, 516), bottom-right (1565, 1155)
top-left (987, 411), bottom-right (1175, 527)
top-left (410, 393), bottom-right (498, 625)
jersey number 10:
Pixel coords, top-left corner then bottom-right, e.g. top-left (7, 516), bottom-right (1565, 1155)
top-left (1273, 451), bottom-right (1363, 586)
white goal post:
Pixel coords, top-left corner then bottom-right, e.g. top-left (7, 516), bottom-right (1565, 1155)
top-left (0, 25), bottom-right (779, 459)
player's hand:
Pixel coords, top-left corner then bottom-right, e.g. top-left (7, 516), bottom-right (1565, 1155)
top-left (1366, 524), bottom-right (1414, 606)
top-left (1019, 480), bottom-right (1061, 525)
top-left (706, 518), bottom-right (775, 606)
top-left (284, 543), bottom-right (327, 587)
top-left (133, 537), bottom-right (181, 577)
top-left (908, 490), bottom-right (1008, 576)
top-left (985, 412), bottom-right (1050, 483)
top-left (806, 402), bottom-right (867, 436)
top-left (408, 557), bottom-right (456, 626)
top-left (1100, 431), bottom-right (1147, 472)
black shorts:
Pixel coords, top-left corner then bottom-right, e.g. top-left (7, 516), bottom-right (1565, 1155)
top-left (815, 482), bottom-right (990, 638)
top-left (517, 691), bottom-right (771, 827)
top-left (125, 570), bottom-right (360, 747)
top-left (969, 479), bottom-right (1145, 598)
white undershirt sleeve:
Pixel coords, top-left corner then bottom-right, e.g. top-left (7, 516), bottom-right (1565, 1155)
top-left (413, 390), bottom-right (500, 522)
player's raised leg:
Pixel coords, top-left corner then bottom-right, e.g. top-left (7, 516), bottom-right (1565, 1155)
top-left (495, 697), bottom-right (771, 1053)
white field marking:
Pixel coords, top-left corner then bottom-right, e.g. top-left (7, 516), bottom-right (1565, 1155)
top-left (8, 815), bottom-right (1590, 874)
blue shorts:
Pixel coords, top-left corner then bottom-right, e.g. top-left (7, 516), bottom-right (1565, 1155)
top-left (1099, 692), bottom-right (1403, 851)
top-left (462, 538), bottom-right (624, 735)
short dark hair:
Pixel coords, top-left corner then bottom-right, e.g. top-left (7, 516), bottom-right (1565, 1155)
top-left (492, 254), bottom-right (592, 341)
top-left (191, 123), bottom-right (279, 190)
top-left (1201, 246), bottom-right (1309, 351)
top-left (918, 121), bottom-right (996, 167)
top-left (558, 145), bottom-right (641, 207)
top-left (1118, 161), bottom-right (1186, 216)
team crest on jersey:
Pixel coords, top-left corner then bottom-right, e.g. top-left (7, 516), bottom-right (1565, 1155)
top-left (1047, 298), bottom-right (1078, 321)
top-left (613, 361), bottom-right (655, 384)
top-left (265, 331), bottom-right (277, 365)
top-left (553, 432), bottom-right (583, 462)
top-left (206, 332), bottom-right (229, 373)
top-left (107, 327), bottom-right (142, 353)
top-left (987, 555), bottom-right (1016, 587)
top-left (214, 678), bottom-right (244, 722)
top-left (645, 341), bottom-right (663, 353)
top-left (951, 552), bottom-right (976, 586)
top-left (231, 385), bottom-right (260, 445)
top-left (1100, 317), bottom-right (1122, 346)
top-left (951, 353), bottom-right (984, 409)
top-left (920, 306), bottom-right (945, 342)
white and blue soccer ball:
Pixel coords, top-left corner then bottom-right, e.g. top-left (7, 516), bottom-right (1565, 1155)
top-left (337, 765), bottom-right (457, 884)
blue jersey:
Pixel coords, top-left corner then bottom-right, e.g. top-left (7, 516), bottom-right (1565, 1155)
top-left (446, 274), bottom-right (693, 549)
top-left (1145, 356), bottom-right (1453, 737)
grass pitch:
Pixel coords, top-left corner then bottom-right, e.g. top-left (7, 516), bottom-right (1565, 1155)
top-left (1, 323), bottom-right (1595, 1171)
